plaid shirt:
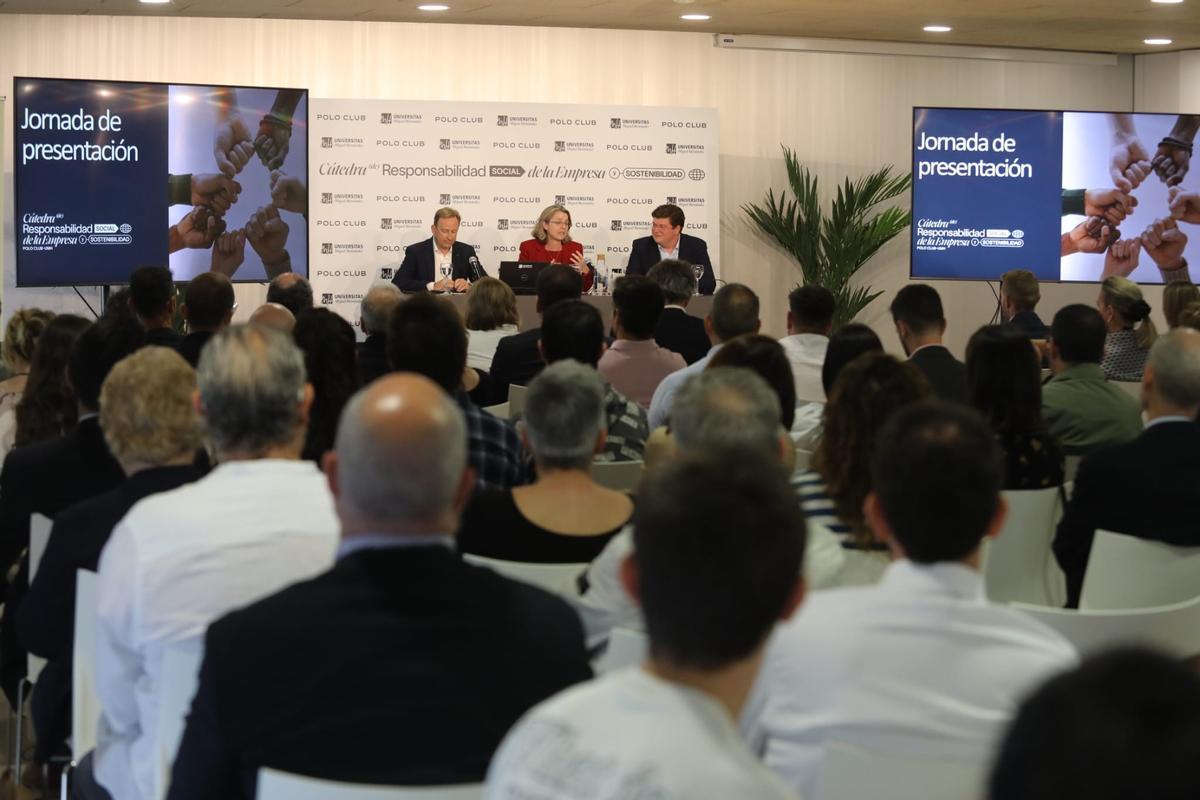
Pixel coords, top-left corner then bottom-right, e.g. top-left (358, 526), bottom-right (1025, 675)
top-left (455, 391), bottom-right (529, 489)
top-left (595, 384), bottom-right (649, 463)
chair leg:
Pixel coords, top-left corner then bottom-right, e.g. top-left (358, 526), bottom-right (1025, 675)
top-left (12, 679), bottom-right (27, 779)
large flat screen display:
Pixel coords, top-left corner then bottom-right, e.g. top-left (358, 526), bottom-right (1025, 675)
top-left (912, 107), bottom-right (1199, 284)
top-left (14, 77), bottom-right (308, 286)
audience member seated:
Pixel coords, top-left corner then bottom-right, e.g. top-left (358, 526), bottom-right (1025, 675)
top-left (540, 301), bottom-right (648, 462)
top-left (794, 353), bottom-right (928, 548)
top-left (1098, 275), bottom-right (1157, 381)
top-left (1041, 304), bottom-right (1142, 455)
top-left (989, 648), bottom-right (1200, 800)
top-left (743, 402), bottom-right (1077, 799)
top-left (387, 294), bottom-right (527, 490)
top-left (0, 308), bottom-right (53, 453)
top-left (12, 314), bottom-right (91, 450)
top-left (128, 265), bottom-right (182, 348)
top-left (294, 308), bottom-right (358, 463)
top-left (889, 283), bottom-right (967, 403)
top-left (265, 272), bottom-right (313, 318)
top-left (780, 285), bottom-right (834, 407)
top-left (84, 325), bottom-right (340, 800)
top-left (648, 283), bottom-right (760, 429)
top-left (648, 259), bottom-right (709, 365)
top-left (357, 283), bottom-right (403, 386)
top-left (167, 374), bottom-right (591, 800)
top-left (490, 264), bottom-right (582, 402)
top-left (18, 346), bottom-right (204, 765)
top-left (458, 361), bottom-right (633, 562)
top-left (598, 275), bottom-right (685, 407)
top-left (0, 315), bottom-right (142, 708)
top-left (966, 326), bottom-right (1065, 490)
top-left (1000, 269), bottom-right (1049, 340)
top-left (792, 323), bottom-right (883, 449)
top-left (487, 448), bottom-right (803, 800)
top-left (1164, 281), bottom-right (1200, 330)
top-left (1053, 328), bottom-right (1200, 607)
top-left (247, 302), bottom-right (295, 333)
top-left (176, 272), bottom-right (235, 367)
top-left (465, 277), bottom-right (520, 373)
top-left (577, 368), bottom-right (844, 645)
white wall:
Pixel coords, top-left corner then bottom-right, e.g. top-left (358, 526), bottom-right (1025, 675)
top-left (0, 14), bottom-right (1153, 352)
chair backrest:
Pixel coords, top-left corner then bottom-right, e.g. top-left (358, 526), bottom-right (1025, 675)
top-left (461, 553), bottom-right (587, 596)
top-left (589, 460), bottom-right (644, 492)
top-left (1114, 381), bottom-right (1142, 401)
top-left (481, 402), bottom-right (510, 420)
top-left (507, 384), bottom-right (528, 416)
top-left (794, 448), bottom-right (812, 471)
top-left (156, 639), bottom-right (206, 800)
top-left (29, 512), bottom-right (52, 580)
top-left (1011, 595), bottom-right (1200, 658)
top-left (72, 569), bottom-right (100, 757)
top-left (981, 487), bottom-right (1066, 607)
top-left (257, 769), bottom-right (483, 800)
top-left (1081, 530), bottom-right (1200, 610)
top-left (813, 741), bottom-right (986, 800)
top-left (595, 627), bottom-right (647, 674)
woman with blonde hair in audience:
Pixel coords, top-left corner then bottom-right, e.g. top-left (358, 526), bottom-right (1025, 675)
top-left (14, 313), bottom-right (91, 448)
top-left (1163, 282), bottom-right (1200, 329)
top-left (1098, 276), bottom-right (1157, 381)
top-left (1178, 301), bottom-right (1200, 332)
top-left (465, 277), bottom-right (520, 373)
top-left (0, 308), bottom-right (54, 453)
top-left (457, 360), bottom-right (633, 562)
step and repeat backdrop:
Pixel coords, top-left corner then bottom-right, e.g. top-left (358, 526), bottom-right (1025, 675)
top-left (309, 99), bottom-right (720, 331)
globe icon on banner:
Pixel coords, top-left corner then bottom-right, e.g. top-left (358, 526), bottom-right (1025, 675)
top-left (688, 169), bottom-right (705, 181)
top-left (120, 224), bottom-right (132, 234)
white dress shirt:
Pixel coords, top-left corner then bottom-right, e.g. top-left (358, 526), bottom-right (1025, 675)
top-left (427, 239), bottom-right (454, 291)
top-left (790, 401), bottom-right (824, 450)
top-left (93, 459), bottom-right (340, 800)
top-left (779, 333), bottom-right (828, 404)
top-left (742, 560), bottom-right (1077, 799)
top-left (467, 324), bottom-right (519, 372)
top-left (486, 668), bottom-right (797, 800)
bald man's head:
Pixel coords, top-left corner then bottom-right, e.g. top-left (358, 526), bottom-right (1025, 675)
top-left (329, 373), bottom-right (470, 533)
top-left (1146, 327), bottom-right (1200, 413)
top-left (249, 302), bottom-right (296, 334)
top-left (266, 273), bottom-right (313, 317)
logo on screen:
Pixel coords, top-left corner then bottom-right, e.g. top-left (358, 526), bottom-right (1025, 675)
top-left (666, 143), bottom-right (677, 155)
top-left (439, 139), bottom-right (451, 150)
top-left (322, 293), bottom-right (334, 306)
top-left (555, 141), bottom-right (565, 152)
top-left (321, 137), bottom-right (333, 149)
top-left (380, 218), bottom-right (392, 230)
top-left (689, 169), bottom-right (706, 181)
top-left (380, 268), bottom-right (394, 280)
top-left (440, 193), bottom-right (451, 205)
top-left (611, 118), bottom-right (622, 129)
top-left (321, 193), bottom-right (333, 204)
top-left (322, 243), bottom-right (333, 254)
top-left (380, 113), bottom-right (392, 124)
top-left (611, 220), bottom-right (622, 231)
top-left (497, 115), bottom-right (508, 126)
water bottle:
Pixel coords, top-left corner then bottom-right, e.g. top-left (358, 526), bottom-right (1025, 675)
top-left (594, 253), bottom-right (607, 295)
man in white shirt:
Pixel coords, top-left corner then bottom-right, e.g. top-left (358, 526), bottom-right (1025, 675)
top-left (83, 325), bottom-right (340, 800)
top-left (779, 285), bottom-right (834, 446)
top-left (743, 402), bottom-right (1076, 799)
top-left (487, 447), bottom-right (804, 800)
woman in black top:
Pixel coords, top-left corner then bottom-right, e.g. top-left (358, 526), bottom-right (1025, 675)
top-left (966, 325), bottom-right (1065, 490)
top-left (458, 360), bottom-right (633, 562)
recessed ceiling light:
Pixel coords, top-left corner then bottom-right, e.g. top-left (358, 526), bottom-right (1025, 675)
top-left (923, 25), bottom-right (952, 33)
top-left (681, 13), bottom-right (711, 21)
top-left (1145, 37), bottom-right (1173, 44)
top-left (1151, 1), bottom-right (1184, 4)
top-left (417, 4), bottom-right (450, 10)
top-left (138, 0), bottom-right (171, 4)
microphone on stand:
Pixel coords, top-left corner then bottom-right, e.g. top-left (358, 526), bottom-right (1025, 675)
top-left (468, 255), bottom-right (485, 281)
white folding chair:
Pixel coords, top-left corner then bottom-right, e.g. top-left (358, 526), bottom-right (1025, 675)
top-left (589, 460), bottom-right (643, 493)
top-left (461, 554), bottom-right (588, 596)
top-left (1011, 594), bottom-right (1200, 658)
top-left (156, 639), bottom-right (206, 800)
top-left (981, 487), bottom-right (1066, 607)
top-left (594, 627), bottom-right (647, 674)
top-left (813, 741), bottom-right (986, 800)
top-left (13, 514), bottom-right (55, 771)
top-left (1081, 530), bottom-right (1200, 610)
top-left (481, 402), bottom-right (509, 420)
top-left (257, 768), bottom-right (483, 800)
top-left (1113, 381), bottom-right (1142, 401)
top-left (507, 384), bottom-right (528, 417)
top-left (1063, 455), bottom-right (1082, 483)
top-left (793, 448), bottom-right (813, 471)
top-left (72, 570), bottom-right (101, 759)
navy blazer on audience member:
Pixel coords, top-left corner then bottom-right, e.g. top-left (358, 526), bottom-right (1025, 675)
top-left (488, 328), bottom-right (545, 403)
top-left (1008, 310), bottom-right (1049, 341)
top-left (1053, 420), bottom-right (1200, 607)
top-left (654, 307), bottom-right (711, 365)
top-left (356, 334), bottom-right (390, 387)
top-left (166, 546), bottom-right (592, 800)
top-left (625, 234), bottom-right (716, 295)
top-left (391, 239), bottom-right (485, 293)
top-left (176, 331), bottom-right (215, 368)
top-left (909, 345), bottom-right (969, 405)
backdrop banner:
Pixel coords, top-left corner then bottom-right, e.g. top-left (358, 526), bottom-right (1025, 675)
top-left (309, 98), bottom-right (720, 333)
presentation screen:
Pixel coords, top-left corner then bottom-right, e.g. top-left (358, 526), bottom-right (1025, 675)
top-left (911, 107), bottom-right (1199, 285)
top-left (13, 77), bottom-right (308, 287)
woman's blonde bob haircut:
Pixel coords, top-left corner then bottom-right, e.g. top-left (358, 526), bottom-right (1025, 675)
top-left (100, 346), bottom-right (204, 467)
top-left (530, 204), bottom-right (574, 243)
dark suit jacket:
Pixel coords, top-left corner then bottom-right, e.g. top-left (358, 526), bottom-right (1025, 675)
top-left (1053, 421), bottom-right (1200, 607)
top-left (392, 239), bottom-right (485, 293)
top-left (909, 345), bottom-right (968, 404)
top-left (626, 233), bottom-right (716, 295)
top-left (1009, 311), bottom-right (1048, 341)
top-left (176, 331), bottom-right (215, 368)
top-left (489, 328), bottom-right (544, 403)
top-left (166, 547), bottom-right (592, 800)
top-left (654, 307), bottom-right (710, 365)
top-left (146, 326), bottom-right (184, 349)
top-left (356, 334), bottom-right (390, 387)
top-left (19, 465), bottom-right (202, 759)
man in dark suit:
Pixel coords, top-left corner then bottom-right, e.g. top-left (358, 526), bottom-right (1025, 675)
top-left (625, 204), bottom-right (716, 295)
top-left (357, 284), bottom-right (403, 386)
top-left (392, 207), bottom-right (486, 293)
top-left (177, 272), bottom-right (235, 368)
top-left (129, 265), bottom-right (183, 348)
top-left (489, 265), bottom-right (582, 402)
top-left (1000, 269), bottom-right (1049, 341)
top-left (166, 373), bottom-right (591, 800)
top-left (890, 284), bottom-right (967, 404)
top-left (647, 259), bottom-right (709, 365)
top-left (1053, 328), bottom-right (1200, 607)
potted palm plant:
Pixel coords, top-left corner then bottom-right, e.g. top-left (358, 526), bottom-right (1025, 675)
top-left (742, 146), bottom-right (912, 328)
